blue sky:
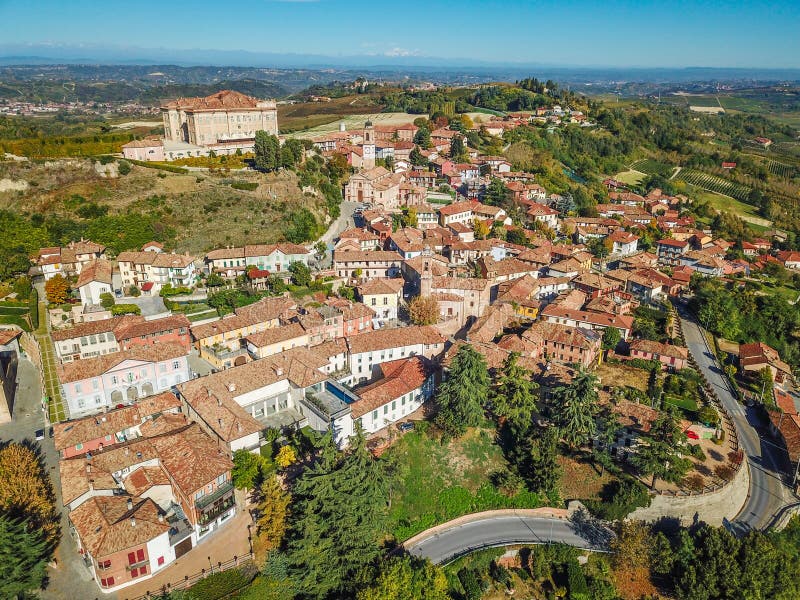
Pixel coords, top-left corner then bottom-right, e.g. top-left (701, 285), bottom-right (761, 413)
top-left (1, 0), bottom-right (799, 68)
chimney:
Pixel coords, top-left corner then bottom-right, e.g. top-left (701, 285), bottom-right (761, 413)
top-left (237, 422), bottom-right (242, 433)
top-left (218, 418), bottom-right (224, 427)
top-left (157, 514), bottom-right (164, 523)
top-left (127, 498), bottom-right (133, 511)
top-left (85, 463), bottom-right (91, 474)
top-left (273, 366), bottom-right (283, 377)
top-left (130, 516), bottom-right (136, 527)
top-left (227, 382), bottom-right (236, 392)
top-left (124, 447), bottom-right (129, 456)
top-left (217, 396), bottom-right (222, 406)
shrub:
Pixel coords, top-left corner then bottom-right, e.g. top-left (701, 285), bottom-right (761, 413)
top-left (127, 159), bottom-right (189, 174)
top-left (231, 181), bottom-right (258, 191)
top-left (457, 568), bottom-right (483, 600)
top-left (111, 304), bottom-right (141, 316)
top-left (689, 444), bottom-right (707, 462)
top-left (99, 292), bottom-right (115, 309)
top-left (28, 287), bottom-right (39, 330)
top-left (584, 477), bottom-right (650, 521)
top-left (117, 160), bottom-right (131, 175)
top-left (128, 286), bottom-right (141, 297)
top-left (714, 464), bottom-right (735, 481)
top-left (684, 474), bottom-right (706, 491)
top-left (182, 567), bottom-right (255, 600)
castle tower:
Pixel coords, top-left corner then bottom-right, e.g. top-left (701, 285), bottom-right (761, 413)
top-left (362, 120), bottom-right (376, 169)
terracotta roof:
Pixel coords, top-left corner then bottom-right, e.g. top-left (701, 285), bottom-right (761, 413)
top-left (332, 250), bottom-right (403, 263)
top-left (54, 405), bottom-right (140, 451)
top-left (339, 301), bottom-right (375, 322)
top-left (70, 496), bottom-right (168, 558)
top-left (122, 138), bottom-right (162, 149)
top-left (148, 424), bottom-right (233, 496)
top-left (190, 296), bottom-right (295, 340)
top-left (525, 321), bottom-right (602, 350)
top-left (163, 90), bottom-right (272, 112)
top-left (358, 278), bottom-right (404, 296)
top-left (178, 387), bottom-right (262, 443)
top-left (58, 343), bottom-right (186, 383)
top-left (351, 357), bottom-right (433, 418)
top-left (245, 322), bottom-right (307, 348)
top-left (431, 276), bottom-right (490, 291)
top-left (438, 200), bottom-right (478, 217)
top-left (0, 328), bottom-right (22, 346)
top-left (630, 339), bottom-right (688, 360)
top-left (612, 399), bottom-right (660, 433)
top-left (115, 314), bottom-right (190, 342)
top-left (76, 258), bottom-right (113, 288)
top-left (540, 305), bottom-right (634, 330)
top-left (347, 325), bottom-right (445, 355)
top-left (60, 459), bottom-right (118, 506)
top-left (123, 466), bottom-right (171, 496)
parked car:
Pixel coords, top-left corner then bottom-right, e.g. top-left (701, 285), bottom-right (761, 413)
top-left (398, 422), bottom-right (414, 432)
top-left (34, 429), bottom-right (45, 441)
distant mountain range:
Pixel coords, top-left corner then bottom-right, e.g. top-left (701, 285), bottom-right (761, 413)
top-left (2, 43), bottom-right (800, 84)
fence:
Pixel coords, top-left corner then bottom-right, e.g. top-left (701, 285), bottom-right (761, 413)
top-left (123, 552), bottom-right (255, 600)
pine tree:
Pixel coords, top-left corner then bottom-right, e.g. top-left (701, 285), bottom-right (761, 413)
top-left (527, 427), bottom-right (561, 493)
top-left (256, 475), bottom-right (290, 550)
top-left (434, 344), bottom-right (489, 437)
top-left (449, 135), bottom-right (467, 162)
top-left (285, 429), bottom-right (387, 599)
top-left (632, 405), bottom-right (692, 488)
top-left (548, 368), bottom-right (599, 449)
top-left (0, 514), bottom-right (50, 598)
top-left (492, 352), bottom-right (538, 433)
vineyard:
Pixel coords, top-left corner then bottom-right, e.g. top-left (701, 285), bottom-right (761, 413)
top-left (767, 160), bottom-right (797, 179)
top-left (673, 169), bottom-right (751, 201)
top-left (630, 158), bottom-right (674, 178)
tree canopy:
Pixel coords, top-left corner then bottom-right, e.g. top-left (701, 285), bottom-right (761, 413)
top-left (434, 345), bottom-right (489, 437)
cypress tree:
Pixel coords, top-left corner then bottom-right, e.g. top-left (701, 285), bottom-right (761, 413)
top-left (0, 514), bottom-right (49, 598)
top-left (434, 344), bottom-right (489, 437)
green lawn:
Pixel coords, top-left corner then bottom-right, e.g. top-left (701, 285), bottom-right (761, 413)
top-left (690, 187), bottom-right (771, 227)
top-left (385, 427), bottom-right (541, 541)
top-left (613, 170), bottom-right (646, 185)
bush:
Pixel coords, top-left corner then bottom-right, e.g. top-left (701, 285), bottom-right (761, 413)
top-left (111, 304), bottom-right (141, 316)
top-left (128, 286), bottom-right (141, 297)
top-left (99, 292), bottom-right (115, 309)
top-left (231, 181), bottom-right (258, 191)
top-left (182, 567), bottom-right (255, 600)
top-left (117, 160), bottom-right (131, 175)
top-left (584, 478), bottom-right (651, 521)
top-left (127, 159), bottom-right (189, 174)
top-left (28, 287), bottom-right (39, 330)
top-left (457, 568), bottom-right (483, 600)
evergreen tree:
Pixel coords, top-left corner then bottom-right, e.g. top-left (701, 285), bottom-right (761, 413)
top-left (434, 344), bottom-right (489, 437)
top-left (285, 430), bottom-right (387, 599)
top-left (548, 368), bottom-right (599, 449)
top-left (0, 514), bottom-right (50, 598)
top-left (631, 405), bottom-right (692, 488)
top-left (527, 426), bottom-right (561, 493)
top-left (255, 131), bottom-right (280, 172)
top-left (492, 352), bottom-right (538, 433)
top-left (592, 407), bottom-right (620, 476)
top-left (413, 127), bottom-right (431, 149)
top-left (449, 135), bottom-right (467, 162)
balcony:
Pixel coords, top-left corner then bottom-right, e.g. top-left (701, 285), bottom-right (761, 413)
top-left (195, 481), bottom-right (234, 510)
top-left (198, 497), bottom-right (236, 526)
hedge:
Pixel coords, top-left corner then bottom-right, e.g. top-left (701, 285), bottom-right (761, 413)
top-left (182, 566), bottom-right (256, 600)
top-left (231, 181), bottom-right (258, 191)
top-left (29, 288), bottom-right (39, 330)
top-left (127, 159), bottom-right (189, 174)
top-left (111, 304), bottom-right (141, 316)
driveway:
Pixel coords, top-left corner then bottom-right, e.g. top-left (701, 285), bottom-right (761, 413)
top-left (676, 304), bottom-right (795, 532)
top-left (120, 295), bottom-right (168, 317)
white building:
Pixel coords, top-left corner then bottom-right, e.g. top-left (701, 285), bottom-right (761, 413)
top-left (76, 258), bottom-right (114, 306)
top-left (117, 247), bottom-right (196, 293)
top-left (346, 325), bottom-right (445, 383)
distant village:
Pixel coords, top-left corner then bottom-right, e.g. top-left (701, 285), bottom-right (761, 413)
top-left (2, 89), bottom-right (797, 594)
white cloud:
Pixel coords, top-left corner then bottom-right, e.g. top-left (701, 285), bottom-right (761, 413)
top-left (383, 47), bottom-right (420, 57)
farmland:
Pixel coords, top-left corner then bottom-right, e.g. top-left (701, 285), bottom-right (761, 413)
top-left (766, 159), bottom-right (798, 179)
top-left (673, 168), bottom-right (751, 201)
top-left (630, 158), bottom-right (674, 178)
top-left (691, 188), bottom-right (772, 228)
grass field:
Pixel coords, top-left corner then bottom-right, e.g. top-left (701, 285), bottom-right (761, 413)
top-left (613, 169), bottom-right (646, 185)
top-left (384, 427), bottom-right (541, 541)
top-left (691, 188), bottom-right (772, 227)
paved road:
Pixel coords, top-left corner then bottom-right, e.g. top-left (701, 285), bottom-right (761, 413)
top-left (676, 304), bottom-right (794, 532)
top-left (406, 516), bottom-right (599, 565)
top-left (319, 200), bottom-right (359, 247)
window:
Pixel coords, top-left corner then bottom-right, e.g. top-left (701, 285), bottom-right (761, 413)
top-left (372, 410), bottom-right (378, 421)
top-left (391, 401), bottom-right (396, 411)
top-left (100, 576), bottom-right (115, 588)
top-left (159, 363), bottom-right (167, 373)
top-left (92, 379), bottom-right (99, 390)
top-left (75, 443), bottom-right (83, 450)
top-left (94, 396), bottom-right (102, 405)
top-left (217, 473), bottom-right (227, 485)
top-left (172, 361), bottom-right (180, 370)
top-left (157, 556), bottom-right (165, 566)
top-left (77, 399), bottom-right (85, 409)
top-left (111, 376), bottom-right (118, 385)
top-left (383, 297), bottom-right (388, 305)
top-left (98, 559), bottom-right (111, 570)
top-left (383, 405), bottom-right (388, 415)
top-left (74, 384), bottom-right (81, 394)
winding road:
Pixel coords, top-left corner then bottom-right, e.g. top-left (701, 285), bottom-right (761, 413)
top-left (676, 303), bottom-right (795, 532)
top-left (405, 514), bottom-right (604, 565)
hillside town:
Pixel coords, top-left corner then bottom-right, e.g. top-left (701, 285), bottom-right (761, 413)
top-left (3, 87), bottom-right (800, 598)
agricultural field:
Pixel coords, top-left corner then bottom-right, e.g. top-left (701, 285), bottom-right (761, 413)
top-left (277, 95), bottom-right (385, 133)
top-left (674, 168), bottom-right (751, 201)
top-left (629, 158), bottom-right (674, 178)
top-left (766, 159), bottom-right (798, 179)
top-left (286, 110), bottom-right (424, 140)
